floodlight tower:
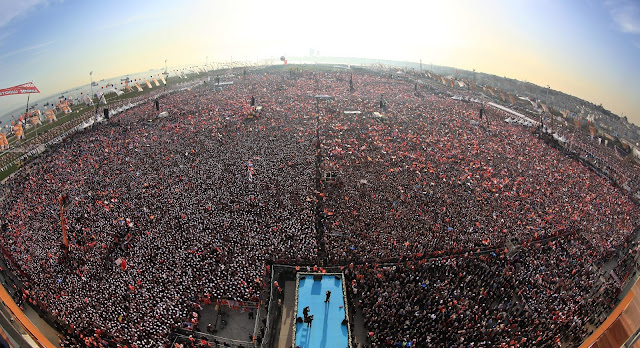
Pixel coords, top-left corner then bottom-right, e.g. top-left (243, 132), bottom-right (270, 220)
top-left (90, 71), bottom-right (94, 102)
top-left (547, 85), bottom-right (551, 133)
top-left (164, 59), bottom-right (168, 92)
top-left (546, 85), bottom-right (550, 104)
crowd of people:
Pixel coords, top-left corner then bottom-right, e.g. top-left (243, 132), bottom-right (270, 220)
top-left (0, 69), bottom-right (638, 346)
top-left (345, 235), bottom-right (616, 347)
top-left (1, 73), bottom-right (321, 345)
top-left (319, 75), bottom-right (638, 262)
top-left (0, 95), bottom-right (153, 171)
top-left (563, 129), bottom-right (640, 196)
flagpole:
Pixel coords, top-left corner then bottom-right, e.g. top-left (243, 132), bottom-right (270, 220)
top-left (25, 93), bottom-right (30, 116)
top-left (25, 93), bottom-right (33, 139)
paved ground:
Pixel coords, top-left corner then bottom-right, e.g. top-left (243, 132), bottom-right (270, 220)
top-left (275, 280), bottom-right (296, 348)
top-left (351, 308), bottom-right (369, 347)
top-left (198, 303), bottom-right (257, 344)
top-left (23, 304), bottom-right (60, 347)
top-left (0, 302), bottom-right (34, 347)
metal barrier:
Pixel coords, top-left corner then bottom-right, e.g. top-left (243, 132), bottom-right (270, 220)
top-left (172, 328), bottom-right (253, 347)
top-left (260, 266), bottom-right (276, 348)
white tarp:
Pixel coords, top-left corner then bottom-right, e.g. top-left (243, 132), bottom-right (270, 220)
top-left (110, 88), bottom-right (124, 96)
top-left (488, 102), bottom-right (538, 126)
top-left (95, 92), bottom-right (106, 105)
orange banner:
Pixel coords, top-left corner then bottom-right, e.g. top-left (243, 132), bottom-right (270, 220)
top-left (13, 124), bottom-right (24, 139)
top-left (45, 110), bottom-right (57, 123)
top-left (0, 133), bottom-right (8, 150)
top-left (30, 116), bottom-right (42, 126)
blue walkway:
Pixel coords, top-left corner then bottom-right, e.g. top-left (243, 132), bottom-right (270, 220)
top-left (294, 274), bottom-right (349, 348)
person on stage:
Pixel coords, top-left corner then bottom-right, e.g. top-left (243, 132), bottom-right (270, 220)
top-left (303, 306), bottom-right (310, 320)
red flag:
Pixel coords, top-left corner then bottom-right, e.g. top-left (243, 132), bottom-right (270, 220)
top-left (0, 82), bottom-right (40, 97)
top-left (121, 258), bottom-right (127, 271)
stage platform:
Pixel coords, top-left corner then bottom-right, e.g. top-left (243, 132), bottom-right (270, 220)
top-left (293, 273), bottom-right (351, 348)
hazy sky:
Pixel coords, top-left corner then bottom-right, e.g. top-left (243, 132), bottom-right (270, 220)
top-left (0, 0), bottom-right (639, 124)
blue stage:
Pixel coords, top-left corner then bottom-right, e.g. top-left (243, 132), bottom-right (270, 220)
top-left (294, 273), bottom-right (350, 348)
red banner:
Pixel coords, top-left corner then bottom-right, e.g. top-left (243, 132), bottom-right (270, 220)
top-left (0, 82), bottom-right (40, 97)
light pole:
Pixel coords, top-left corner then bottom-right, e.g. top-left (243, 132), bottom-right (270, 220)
top-left (164, 59), bottom-right (168, 93)
top-left (546, 85), bottom-right (550, 103)
top-left (547, 85), bottom-right (551, 133)
top-left (90, 71), bottom-right (94, 106)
